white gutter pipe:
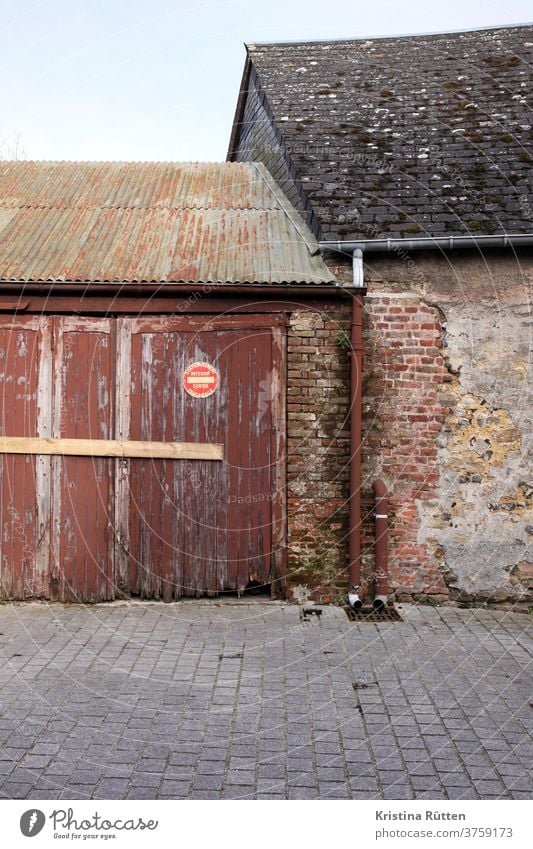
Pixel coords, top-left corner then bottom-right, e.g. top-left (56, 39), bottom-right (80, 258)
top-left (320, 234), bottom-right (533, 253)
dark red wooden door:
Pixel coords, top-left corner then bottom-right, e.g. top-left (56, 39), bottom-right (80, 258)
top-left (117, 315), bottom-right (286, 599)
top-left (0, 313), bottom-right (285, 601)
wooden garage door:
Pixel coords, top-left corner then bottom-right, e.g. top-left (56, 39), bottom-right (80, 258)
top-left (0, 314), bottom-right (285, 601)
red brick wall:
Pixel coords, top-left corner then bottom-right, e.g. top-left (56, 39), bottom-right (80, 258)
top-left (285, 293), bottom-right (452, 603)
top-left (361, 294), bottom-right (451, 600)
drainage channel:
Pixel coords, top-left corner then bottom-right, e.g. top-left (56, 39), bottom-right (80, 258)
top-left (344, 605), bottom-right (403, 622)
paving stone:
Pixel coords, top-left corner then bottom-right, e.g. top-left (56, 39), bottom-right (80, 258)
top-left (0, 603), bottom-right (529, 802)
top-left (319, 782), bottom-right (350, 798)
top-left (440, 773), bottom-right (474, 788)
top-left (317, 767), bottom-right (346, 781)
top-left (60, 784), bottom-right (93, 798)
top-left (287, 772), bottom-right (317, 788)
top-left (258, 764), bottom-right (286, 779)
top-left (228, 757), bottom-right (258, 771)
top-left (159, 779), bottom-right (190, 796)
top-left (93, 779), bottom-right (129, 798)
top-left (223, 786), bottom-right (254, 799)
top-left (473, 780), bottom-right (507, 796)
top-left (72, 770), bottom-right (104, 784)
top-left (349, 777), bottom-right (379, 791)
top-left (383, 786), bottom-right (414, 799)
top-left (288, 786), bottom-right (318, 799)
top-left (1, 783), bottom-right (33, 798)
top-left (225, 770), bottom-right (256, 785)
top-left (379, 771), bottom-right (408, 786)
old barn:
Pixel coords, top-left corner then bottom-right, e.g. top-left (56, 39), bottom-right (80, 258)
top-left (0, 160), bottom-right (353, 602)
top-left (228, 24), bottom-right (533, 607)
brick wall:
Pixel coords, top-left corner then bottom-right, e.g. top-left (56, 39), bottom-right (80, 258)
top-left (361, 293), bottom-right (451, 600)
top-left (284, 292), bottom-right (452, 604)
top-left (286, 303), bottom-right (351, 602)
top-left (282, 252), bottom-right (532, 607)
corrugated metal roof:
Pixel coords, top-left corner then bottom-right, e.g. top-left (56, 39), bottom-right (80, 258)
top-left (0, 161), bottom-right (335, 284)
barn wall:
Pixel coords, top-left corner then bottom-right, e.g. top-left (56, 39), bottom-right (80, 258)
top-left (326, 249), bottom-right (533, 607)
top-left (286, 302), bottom-right (351, 602)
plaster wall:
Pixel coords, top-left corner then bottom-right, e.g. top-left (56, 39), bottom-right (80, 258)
top-left (329, 249), bottom-right (532, 605)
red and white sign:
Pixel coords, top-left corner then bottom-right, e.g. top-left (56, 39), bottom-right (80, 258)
top-left (183, 361), bottom-right (220, 398)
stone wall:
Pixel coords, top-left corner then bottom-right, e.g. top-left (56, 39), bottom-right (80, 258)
top-left (325, 249), bottom-right (533, 607)
top-left (286, 302), bottom-right (351, 602)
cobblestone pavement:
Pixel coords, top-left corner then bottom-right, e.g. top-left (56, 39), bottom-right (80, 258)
top-left (0, 601), bottom-right (531, 800)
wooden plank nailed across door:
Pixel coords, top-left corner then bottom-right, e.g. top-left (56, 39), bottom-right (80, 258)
top-left (0, 436), bottom-right (224, 461)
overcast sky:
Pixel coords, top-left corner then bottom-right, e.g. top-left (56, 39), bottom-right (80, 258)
top-left (0, 0), bottom-right (530, 162)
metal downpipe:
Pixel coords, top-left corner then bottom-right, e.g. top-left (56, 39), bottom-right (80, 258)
top-left (372, 479), bottom-right (389, 609)
top-left (348, 250), bottom-right (365, 610)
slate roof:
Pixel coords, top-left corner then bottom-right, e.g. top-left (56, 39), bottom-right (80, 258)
top-left (229, 25), bottom-right (533, 241)
top-left (0, 161), bottom-right (334, 284)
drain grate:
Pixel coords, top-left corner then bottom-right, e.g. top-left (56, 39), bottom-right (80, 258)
top-left (344, 605), bottom-right (403, 622)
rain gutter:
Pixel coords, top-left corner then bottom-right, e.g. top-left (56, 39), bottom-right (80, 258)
top-left (320, 234), bottom-right (533, 253)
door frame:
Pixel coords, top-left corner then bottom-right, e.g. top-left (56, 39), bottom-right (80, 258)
top-left (113, 312), bottom-right (288, 599)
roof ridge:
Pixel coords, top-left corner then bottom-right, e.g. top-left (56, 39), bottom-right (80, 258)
top-left (0, 160), bottom-right (252, 166)
top-left (251, 163), bottom-right (320, 255)
top-left (0, 204), bottom-right (285, 210)
top-left (247, 21), bottom-right (533, 49)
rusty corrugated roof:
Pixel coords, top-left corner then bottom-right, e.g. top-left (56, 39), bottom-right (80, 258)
top-left (0, 161), bottom-right (335, 284)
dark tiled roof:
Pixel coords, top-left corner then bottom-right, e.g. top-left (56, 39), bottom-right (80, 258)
top-left (236, 26), bottom-right (533, 240)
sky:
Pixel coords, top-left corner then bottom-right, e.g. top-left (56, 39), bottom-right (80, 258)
top-left (0, 0), bottom-right (531, 162)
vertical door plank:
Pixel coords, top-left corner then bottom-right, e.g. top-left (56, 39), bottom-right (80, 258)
top-left (35, 317), bottom-right (53, 598)
top-left (270, 326), bottom-right (287, 596)
top-left (0, 318), bottom-right (44, 598)
top-left (114, 318), bottom-right (131, 597)
top-left (52, 318), bottom-right (115, 602)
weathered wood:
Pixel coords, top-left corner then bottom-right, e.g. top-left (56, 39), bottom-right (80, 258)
top-left (35, 317), bottom-right (53, 597)
top-left (270, 325), bottom-right (287, 597)
top-left (0, 436), bottom-right (224, 460)
top-left (114, 317), bottom-right (132, 597)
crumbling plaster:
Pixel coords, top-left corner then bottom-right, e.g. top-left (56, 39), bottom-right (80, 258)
top-left (363, 249), bottom-right (533, 603)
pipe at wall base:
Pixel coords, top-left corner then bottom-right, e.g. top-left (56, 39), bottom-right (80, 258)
top-left (373, 480), bottom-right (389, 609)
top-left (348, 587), bottom-right (363, 611)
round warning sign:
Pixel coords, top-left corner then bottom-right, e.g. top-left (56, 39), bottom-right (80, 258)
top-left (183, 361), bottom-right (219, 398)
